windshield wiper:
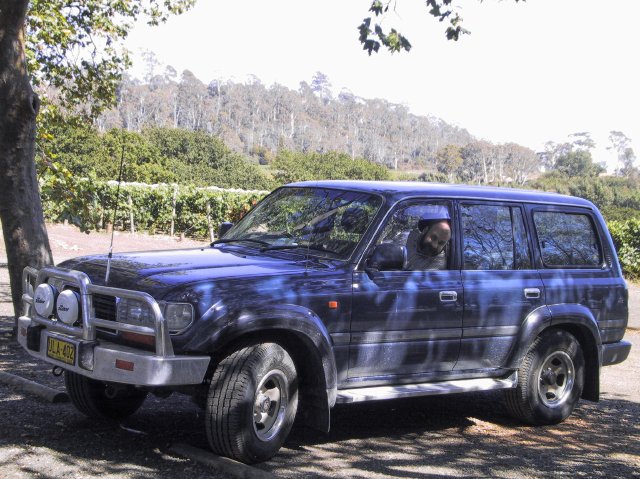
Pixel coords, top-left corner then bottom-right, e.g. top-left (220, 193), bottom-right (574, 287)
top-left (262, 243), bottom-right (341, 257)
top-left (214, 238), bottom-right (341, 257)
top-left (306, 244), bottom-right (340, 256)
top-left (211, 238), bottom-right (270, 247)
top-left (260, 243), bottom-right (300, 252)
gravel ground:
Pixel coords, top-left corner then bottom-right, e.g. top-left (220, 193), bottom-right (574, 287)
top-left (1, 224), bottom-right (639, 478)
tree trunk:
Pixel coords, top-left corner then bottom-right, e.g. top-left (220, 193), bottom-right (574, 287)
top-left (0, 0), bottom-right (53, 328)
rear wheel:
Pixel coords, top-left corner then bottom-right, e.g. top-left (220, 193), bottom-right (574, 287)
top-left (205, 343), bottom-right (298, 464)
top-left (65, 371), bottom-right (147, 420)
top-left (505, 329), bottom-right (584, 425)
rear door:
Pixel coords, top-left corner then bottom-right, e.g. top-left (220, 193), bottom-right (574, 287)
top-left (456, 201), bottom-right (545, 370)
top-left (531, 206), bottom-right (628, 344)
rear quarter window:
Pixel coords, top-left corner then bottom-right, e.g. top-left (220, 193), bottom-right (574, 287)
top-left (533, 211), bottom-right (602, 267)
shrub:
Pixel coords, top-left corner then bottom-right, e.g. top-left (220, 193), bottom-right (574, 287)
top-left (271, 150), bottom-right (390, 184)
top-left (608, 218), bottom-right (640, 280)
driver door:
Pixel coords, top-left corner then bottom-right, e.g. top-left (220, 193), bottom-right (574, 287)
top-left (349, 200), bottom-right (462, 381)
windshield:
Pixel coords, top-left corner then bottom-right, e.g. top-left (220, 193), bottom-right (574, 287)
top-left (221, 187), bottom-right (382, 259)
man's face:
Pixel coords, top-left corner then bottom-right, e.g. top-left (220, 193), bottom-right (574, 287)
top-left (420, 220), bottom-right (451, 256)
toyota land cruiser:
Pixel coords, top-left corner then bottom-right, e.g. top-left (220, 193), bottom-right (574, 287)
top-left (17, 181), bottom-right (631, 463)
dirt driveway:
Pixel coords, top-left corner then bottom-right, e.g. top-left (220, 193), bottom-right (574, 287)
top-left (0, 224), bottom-right (208, 318)
top-left (1, 224), bottom-right (639, 478)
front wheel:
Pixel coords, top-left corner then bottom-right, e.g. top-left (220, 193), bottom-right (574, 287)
top-left (65, 371), bottom-right (147, 419)
top-left (505, 329), bottom-right (584, 425)
top-left (205, 343), bottom-right (298, 464)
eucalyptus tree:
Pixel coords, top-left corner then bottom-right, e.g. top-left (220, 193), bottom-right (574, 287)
top-left (609, 130), bottom-right (638, 177)
top-left (0, 0), bottom-right (194, 321)
top-left (310, 71), bottom-right (333, 104)
top-left (555, 150), bottom-right (605, 178)
top-left (176, 70), bottom-right (210, 131)
top-left (500, 142), bottom-right (540, 185)
top-left (461, 140), bottom-right (494, 184)
top-left (436, 144), bottom-right (464, 182)
top-left (540, 133), bottom-right (598, 172)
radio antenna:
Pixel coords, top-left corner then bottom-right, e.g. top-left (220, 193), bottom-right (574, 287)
top-left (105, 141), bottom-right (126, 284)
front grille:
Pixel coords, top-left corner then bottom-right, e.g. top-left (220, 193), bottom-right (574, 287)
top-left (93, 294), bottom-right (117, 321)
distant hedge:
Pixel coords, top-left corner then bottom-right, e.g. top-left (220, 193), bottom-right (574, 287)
top-left (40, 177), bottom-right (267, 240)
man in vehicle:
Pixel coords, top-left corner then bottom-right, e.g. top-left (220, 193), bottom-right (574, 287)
top-left (405, 207), bottom-right (452, 270)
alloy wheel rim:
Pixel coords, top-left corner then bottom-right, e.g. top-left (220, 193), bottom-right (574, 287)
top-left (253, 369), bottom-right (288, 441)
top-left (538, 351), bottom-right (575, 407)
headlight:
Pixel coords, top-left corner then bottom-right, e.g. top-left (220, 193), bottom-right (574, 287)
top-left (116, 298), bottom-right (194, 333)
top-left (116, 298), bottom-right (155, 328)
top-left (163, 302), bottom-right (194, 333)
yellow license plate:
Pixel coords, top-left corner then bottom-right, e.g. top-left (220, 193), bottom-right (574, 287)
top-left (47, 337), bottom-right (76, 365)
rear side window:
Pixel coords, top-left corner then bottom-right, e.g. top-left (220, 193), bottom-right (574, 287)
top-left (461, 204), bottom-right (531, 270)
top-left (533, 211), bottom-right (602, 267)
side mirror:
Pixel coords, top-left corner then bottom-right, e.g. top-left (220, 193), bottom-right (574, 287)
top-left (218, 222), bottom-right (234, 239)
top-left (366, 243), bottom-right (406, 272)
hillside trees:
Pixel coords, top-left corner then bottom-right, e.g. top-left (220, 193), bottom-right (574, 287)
top-left (0, 0), bottom-right (194, 320)
top-left (106, 72), bottom-right (474, 169)
top-left (432, 141), bottom-right (539, 184)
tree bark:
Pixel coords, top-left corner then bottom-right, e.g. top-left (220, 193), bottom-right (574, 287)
top-left (0, 0), bottom-right (53, 327)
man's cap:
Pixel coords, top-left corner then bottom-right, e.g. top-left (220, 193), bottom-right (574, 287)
top-left (417, 205), bottom-right (450, 231)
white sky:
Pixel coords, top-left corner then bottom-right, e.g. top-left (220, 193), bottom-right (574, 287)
top-left (125, 0), bottom-right (640, 171)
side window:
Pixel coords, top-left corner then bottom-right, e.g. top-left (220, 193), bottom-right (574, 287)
top-left (533, 211), bottom-right (602, 267)
top-left (462, 204), bottom-right (530, 270)
top-left (377, 201), bottom-right (453, 271)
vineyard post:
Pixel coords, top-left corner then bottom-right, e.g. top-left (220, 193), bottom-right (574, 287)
top-left (170, 186), bottom-right (178, 237)
top-left (206, 201), bottom-right (214, 242)
top-left (128, 194), bottom-right (135, 234)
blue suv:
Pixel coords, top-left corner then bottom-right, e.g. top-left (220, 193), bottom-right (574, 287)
top-left (18, 181), bottom-right (631, 463)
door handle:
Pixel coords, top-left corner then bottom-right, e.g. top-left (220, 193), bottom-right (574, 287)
top-left (524, 288), bottom-right (541, 299)
top-left (439, 291), bottom-right (458, 302)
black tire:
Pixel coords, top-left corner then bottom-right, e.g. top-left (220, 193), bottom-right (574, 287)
top-left (64, 371), bottom-right (147, 420)
top-left (205, 343), bottom-right (298, 464)
top-left (505, 329), bottom-right (584, 425)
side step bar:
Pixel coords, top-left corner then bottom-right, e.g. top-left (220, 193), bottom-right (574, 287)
top-left (336, 372), bottom-right (518, 404)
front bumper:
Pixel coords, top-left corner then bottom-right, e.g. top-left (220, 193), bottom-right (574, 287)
top-left (602, 340), bottom-right (632, 366)
top-left (17, 317), bottom-right (210, 386)
top-left (18, 266), bottom-right (210, 387)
